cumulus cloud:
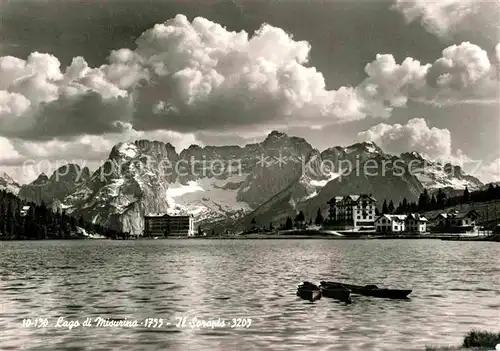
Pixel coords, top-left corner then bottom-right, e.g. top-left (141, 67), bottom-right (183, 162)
top-left (0, 14), bottom-right (498, 142)
top-left (426, 42), bottom-right (492, 89)
top-left (356, 55), bottom-right (430, 117)
top-left (357, 42), bottom-right (499, 110)
top-left (0, 15), bottom-right (371, 139)
top-left (391, 0), bottom-right (500, 39)
top-left (357, 118), bottom-right (453, 161)
top-left (130, 15), bottom-right (369, 131)
top-left (0, 52), bottom-right (131, 139)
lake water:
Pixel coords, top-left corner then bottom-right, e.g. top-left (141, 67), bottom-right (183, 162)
top-left (0, 239), bottom-right (499, 351)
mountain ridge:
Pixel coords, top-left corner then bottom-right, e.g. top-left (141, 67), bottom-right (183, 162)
top-left (16, 131), bottom-right (485, 234)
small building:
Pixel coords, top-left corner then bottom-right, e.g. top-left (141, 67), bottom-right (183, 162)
top-left (375, 214), bottom-right (407, 234)
top-left (20, 206), bottom-right (31, 217)
top-left (327, 194), bottom-right (377, 229)
top-left (143, 214), bottom-right (195, 237)
top-left (405, 213), bottom-right (428, 233)
top-left (432, 210), bottom-right (479, 233)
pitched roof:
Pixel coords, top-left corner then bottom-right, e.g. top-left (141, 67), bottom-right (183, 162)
top-left (375, 214), bottom-right (407, 222)
top-left (328, 194), bottom-right (377, 205)
top-left (358, 194), bottom-right (377, 202)
top-left (406, 213), bottom-right (428, 222)
top-left (144, 213), bottom-right (192, 218)
top-left (434, 213), bottom-right (448, 220)
top-left (454, 210), bottom-right (479, 219)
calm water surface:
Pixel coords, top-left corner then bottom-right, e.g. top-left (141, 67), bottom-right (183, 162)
top-left (0, 239), bottom-right (499, 351)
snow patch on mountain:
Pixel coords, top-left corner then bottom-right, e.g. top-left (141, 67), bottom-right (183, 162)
top-left (115, 142), bottom-right (139, 159)
top-left (401, 152), bottom-right (483, 190)
top-left (310, 172), bottom-right (341, 187)
top-left (164, 175), bottom-right (252, 221)
top-left (416, 165), bottom-right (480, 190)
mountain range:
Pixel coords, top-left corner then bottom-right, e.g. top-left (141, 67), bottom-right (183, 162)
top-left (1, 131), bottom-right (484, 235)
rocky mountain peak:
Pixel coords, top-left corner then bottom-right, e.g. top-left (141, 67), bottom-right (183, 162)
top-left (134, 139), bottom-right (176, 154)
top-left (345, 141), bottom-right (384, 154)
top-left (267, 130), bottom-right (288, 139)
top-left (0, 172), bottom-right (21, 195)
top-left (49, 164), bottom-right (86, 181)
top-left (109, 142), bottom-right (138, 159)
top-left (0, 172), bottom-right (15, 183)
top-left (261, 131), bottom-right (312, 156)
top-left (401, 151), bottom-right (424, 161)
top-left (109, 140), bottom-right (178, 161)
top-left (34, 173), bottom-right (49, 184)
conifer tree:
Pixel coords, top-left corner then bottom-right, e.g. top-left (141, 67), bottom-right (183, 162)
top-left (382, 200), bottom-right (388, 214)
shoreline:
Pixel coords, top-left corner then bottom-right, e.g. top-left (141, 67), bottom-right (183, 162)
top-left (3, 235), bottom-right (497, 241)
top-left (2, 230), bottom-right (498, 241)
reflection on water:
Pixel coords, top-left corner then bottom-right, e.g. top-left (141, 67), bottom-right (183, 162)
top-left (0, 239), bottom-right (499, 350)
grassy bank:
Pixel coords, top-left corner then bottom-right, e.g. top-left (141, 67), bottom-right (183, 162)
top-left (426, 330), bottom-right (500, 350)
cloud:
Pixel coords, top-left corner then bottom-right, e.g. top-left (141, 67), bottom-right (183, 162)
top-left (426, 42), bottom-right (492, 89)
top-left (0, 53), bottom-right (131, 139)
top-left (130, 15), bottom-right (369, 131)
top-left (357, 118), bottom-right (453, 161)
top-left (0, 15), bottom-right (371, 139)
top-left (479, 158), bottom-right (500, 183)
top-left (357, 42), bottom-right (499, 110)
top-left (356, 55), bottom-right (430, 117)
top-left (0, 14), bottom-right (498, 141)
top-left (0, 136), bottom-right (22, 162)
top-left (391, 0), bottom-right (500, 40)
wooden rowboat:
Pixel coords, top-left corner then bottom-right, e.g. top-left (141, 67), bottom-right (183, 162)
top-left (296, 281), bottom-right (322, 302)
top-left (320, 285), bottom-right (351, 303)
top-left (320, 281), bottom-right (411, 299)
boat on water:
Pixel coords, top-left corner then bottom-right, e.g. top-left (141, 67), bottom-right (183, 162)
top-left (296, 282), bottom-right (322, 302)
top-left (320, 281), bottom-right (412, 299)
top-left (320, 285), bottom-right (351, 303)
top-left (441, 234), bottom-right (500, 242)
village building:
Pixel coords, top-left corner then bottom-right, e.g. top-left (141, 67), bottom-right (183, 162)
top-left (327, 194), bottom-right (377, 229)
top-left (143, 214), bottom-right (195, 237)
top-left (375, 214), bottom-right (407, 234)
top-left (432, 210), bottom-right (479, 233)
top-left (20, 206), bottom-right (31, 217)
top-left (375, 213), bottom-right (428, 234)
top-left (405, 213), bottom-right (428, 233)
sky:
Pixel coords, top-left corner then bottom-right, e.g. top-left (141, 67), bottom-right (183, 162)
top-left (0, 0), bottom-right (499, 184)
